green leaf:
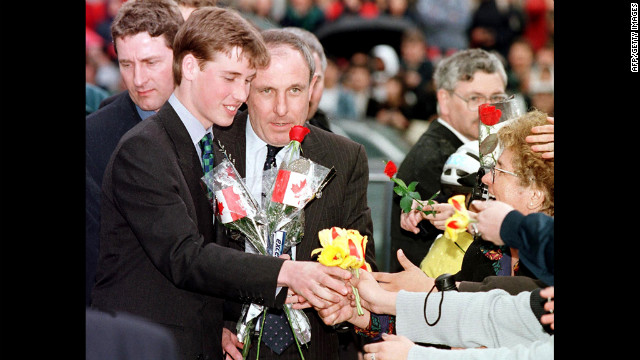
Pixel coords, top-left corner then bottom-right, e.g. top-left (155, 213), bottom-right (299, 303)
top-left (394, 186), bottom-right (406, 197)
top-left (479, 133), bottom-right (499, 155)
top-left (393, 178), bottom-right (408, 189)
top-left (427, 190), bottom-right (440, 201)
top-left (400, 196), bottom-right (414, 213)
top-left (407, 181), bottom-right (419, 192)
top-left (408, 191), bottom-right (421, 200)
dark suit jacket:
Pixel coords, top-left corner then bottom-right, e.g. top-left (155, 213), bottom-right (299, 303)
top-left (92, 102), bottom-right (288, 360)
top-left (86, 91), bottom-right (143, 306)
top-left (389, 119), bottom-right (464, 272)
top-left (212, 110), bottom-right (377, 360)
top-left (86, 308), bottom-right (179, 360)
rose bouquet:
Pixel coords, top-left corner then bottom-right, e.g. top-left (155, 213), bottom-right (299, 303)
top-left (311, 227), bottom-right (371, 315)
top-left (201, 125), bottom-right (336, 360)
top-left (262, 125), bottom-right (335, 256)
top-left (383, 160), bottom-right (439, 216)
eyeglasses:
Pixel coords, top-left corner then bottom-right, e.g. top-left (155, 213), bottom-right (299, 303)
top-left (451, 92), bottom-right (509, 111)
top-left (489, 166), bottom-right (518, 183)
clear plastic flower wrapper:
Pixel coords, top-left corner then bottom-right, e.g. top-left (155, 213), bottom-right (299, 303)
top-left (262, 149), bottom-right (335, 255)
top-left (478, 95), bottom-right (526, 168)
top-left (201, 126), bottom-right (336, 360)
top-left (202, 157), bottom-right (267, 254)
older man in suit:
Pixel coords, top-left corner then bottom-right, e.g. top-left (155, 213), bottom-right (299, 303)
top-left (85, 0), bottom-right (184, 306)
top-left (91, 8), bottom-right (353, 360)
top-left (216, 29), bottom-right (377, 360)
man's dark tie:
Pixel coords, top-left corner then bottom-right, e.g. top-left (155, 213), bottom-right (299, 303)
top-left (263, 144), bottom-right (283, 171)
top-left (261, 143), bottom-right (295, 354)
top-left (262, 309), bottom-right (295, 354)
top-left (199, 133), bottom-right (214, 203)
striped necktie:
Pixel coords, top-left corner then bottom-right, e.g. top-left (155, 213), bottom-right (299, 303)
top-left (199, 133), bottom-right (214, 203)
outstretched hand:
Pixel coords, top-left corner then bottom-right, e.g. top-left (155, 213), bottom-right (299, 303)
top-left (350, 269), bottom-right (396, 316)
top-left (372, 249), bottom-right (434, 293)
top-left (539, 286), bottom-right (554, 330)
top-left (526, 116), bottom-right (554, 159)
top-left (314, 289), bottom-right (361, 327)
top-left (399, 201), bottom-right (456, 233)
top-left (278, 260), bottom-right (352, 309)
top-left (471, 200), bottom-right (515, 245)
top-left (363, 333), bottom-right (413, 360)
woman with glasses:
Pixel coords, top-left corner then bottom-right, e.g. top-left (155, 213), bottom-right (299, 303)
top-left (458, 109), bottom-right (553, 283)
top-left (401, 109), bottom-right (554, 284)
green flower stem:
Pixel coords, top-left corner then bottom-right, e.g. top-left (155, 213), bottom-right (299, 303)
top-left (351, 269), bottom-right (364, 316)
top-left (453, 241), bottom-right (466, 254)
top-left (283, 305), bottom-right (306, 360)
top-left (413, 198), bottom-right (437, 217)
top-left (252, 306), bottom-right (306, 360)
top-left (254, 312), bottom-right (267, 360)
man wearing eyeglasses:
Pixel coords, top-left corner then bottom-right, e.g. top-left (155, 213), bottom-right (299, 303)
top-left (389, 48), bottom-right (508, 272)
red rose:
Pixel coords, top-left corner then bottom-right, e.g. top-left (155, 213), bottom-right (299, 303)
top-left (478, 103), bottom-right (502, 126)
top-left (289, 125), bottom-right (310, 143)
top-left (384, 160), bottom-right (397, 178)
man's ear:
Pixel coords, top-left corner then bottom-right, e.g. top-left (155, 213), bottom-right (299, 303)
top-left (181, 53), bottom-right (199, 81)
top-left (437, 88), bottom-right (451, 116)
top-left (308, 73), bottom-right (319, 101)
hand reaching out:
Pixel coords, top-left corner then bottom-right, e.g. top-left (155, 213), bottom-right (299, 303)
top-left (471, 200), bottom-right (515, 245)
top-left (399, 200), bottom-right (456, 233)
top-left (526, 116), bottom-right (554, 159)
top-left (314, 290), bottom-right (364, 327)
top-left (539, 286), bottom-right (554, 330)
top-left (372, 249), bottom-right (434, 293)
top-left (278, 260), bottom-right (352, 309)
top-left (363, 333), bottom-right (413, 360)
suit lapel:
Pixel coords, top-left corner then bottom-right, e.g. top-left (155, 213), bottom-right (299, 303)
top-left (212, 110), bottom-right (247, 178)
top-left (157, 103), bottom-right (215, 242)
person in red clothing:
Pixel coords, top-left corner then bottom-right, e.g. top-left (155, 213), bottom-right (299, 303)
top-left (323, 0), bottom-right (379, 22)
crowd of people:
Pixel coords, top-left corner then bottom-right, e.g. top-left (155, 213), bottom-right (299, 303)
top-left (85, 1), bottom-right (554, 359)
top-left (87, 0), bottom-right (554, 141)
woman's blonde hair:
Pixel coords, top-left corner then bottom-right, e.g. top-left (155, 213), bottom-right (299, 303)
top-left (498, 109), bottom-right (554, 216)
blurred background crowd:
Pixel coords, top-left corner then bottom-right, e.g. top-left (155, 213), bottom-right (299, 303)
top-left (86, 0), bottom-right (554, 147)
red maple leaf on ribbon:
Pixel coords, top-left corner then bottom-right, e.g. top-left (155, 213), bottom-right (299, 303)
top-left (217, 201), bottom-right (225, 216)
top-left (478, 103), bottom-right (502, 126)
top-left (291, 179), bottom-right (307, 194)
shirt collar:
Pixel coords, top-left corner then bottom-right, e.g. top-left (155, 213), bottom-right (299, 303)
top-left (135, 105), bottom-right (156, 120)
top-left (168, 93), bottom-right (210, 147)
top-left (437, 118), bottom-right (472, 144)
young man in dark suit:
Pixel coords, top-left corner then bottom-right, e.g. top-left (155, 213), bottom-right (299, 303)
top-left (91, 8), bottom-right (353, 360)
top-left (215, 29), bottom-right (378, 360)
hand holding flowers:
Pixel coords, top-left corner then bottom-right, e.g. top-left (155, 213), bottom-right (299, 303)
top-left (311, 227), bottom-right (371, 316)
top-left (384, 160), bottom-right (439, 216)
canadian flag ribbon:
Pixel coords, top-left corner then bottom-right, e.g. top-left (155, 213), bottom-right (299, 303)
top-left (271, 169), bottom-right (309, 208)
top-left (215, 185), bottom-right (248, 223)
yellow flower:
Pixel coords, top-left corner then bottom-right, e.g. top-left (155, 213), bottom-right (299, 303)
top-left (312, 227), bottom-right (371, 271)
top-left (444, 195), bottom-right (471, 242)
top-left (312, 227), bottom-right (371, 315)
